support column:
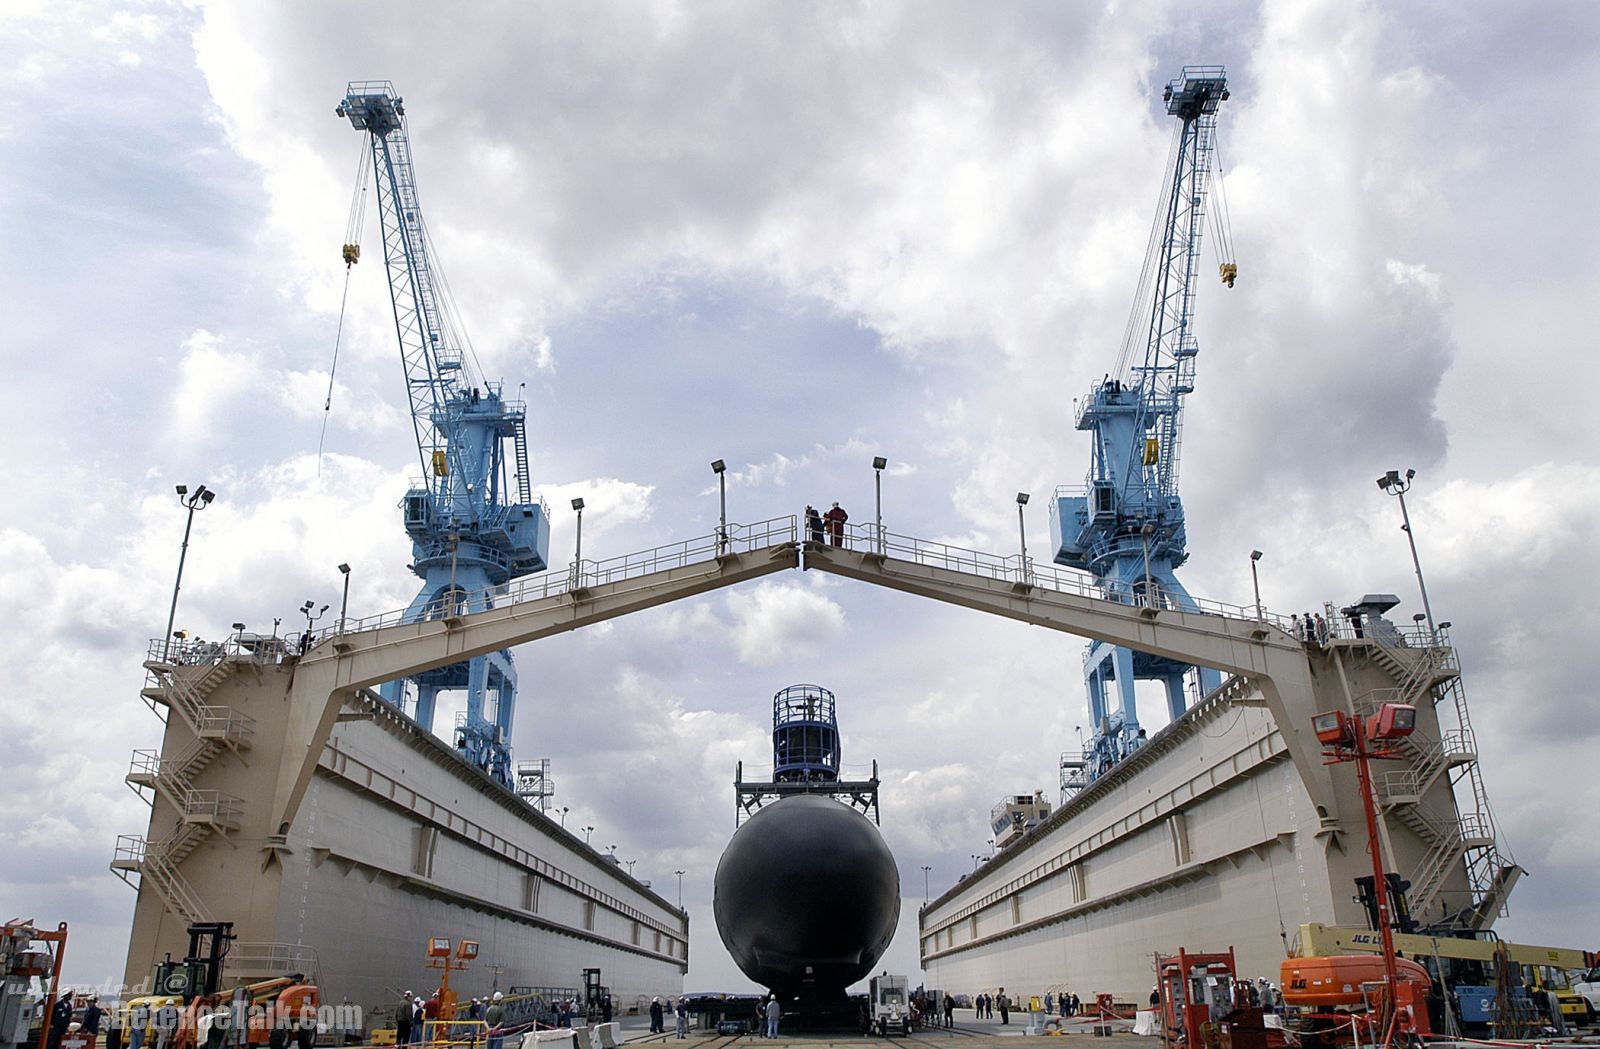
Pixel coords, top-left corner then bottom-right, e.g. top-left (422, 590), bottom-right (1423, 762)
top-left (1113, 644), bottom-right (1139, 737)
top-left (1163, 674), bottom-right (1186, 722)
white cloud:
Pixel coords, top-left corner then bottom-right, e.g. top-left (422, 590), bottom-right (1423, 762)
top-left (725, 580), bottom-right (846, 666)
top-left (5, 0), bottom-right (1600, 994)
top-left (170, 329), bottom-right (260, 438)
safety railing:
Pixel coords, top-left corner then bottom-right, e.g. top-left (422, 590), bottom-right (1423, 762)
top-left (183, 789), bottom-right (244, 827)
top-left (1408, 813), bottom-right (1496, 910)
top-left (735, 761), bottom-right (880, 783)
top-left (128, 748), bottom-right (164, 781)
top-left (189, 704), bottom-right (252, 743)
top-left (112, 833), bottom-right (148, 868)
top-left (1379, 729), bottom-right (1476, 802)
top-left (148, 634), bottom-right (292, 667)
top-left (110, 833), bottom-right (209, 925)
top-left (572, 514), bottom-right (797, 591)
top-left (147, 508), bottom-right (1377, 658)
top-left (815, 518), bottom-right (1288, 626)
top-left (225, 941), bottom-right (322, 982)
top-left (305, 515), bottom-right (799, 642)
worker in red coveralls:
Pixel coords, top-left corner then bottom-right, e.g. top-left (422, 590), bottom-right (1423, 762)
top-left (823, 502), bottom-right (848, 546)
top-left (422, 992), bottom-right (442, 1042)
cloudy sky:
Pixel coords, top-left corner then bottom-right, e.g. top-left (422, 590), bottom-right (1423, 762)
top-left (3, 0), bottom-right (1597, 995)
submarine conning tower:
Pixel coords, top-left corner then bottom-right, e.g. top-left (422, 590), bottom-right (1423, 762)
top-left (717, 684), bottom-right (900, 1002)
top-left (735, 683), bottom-right (880, 824)
top-left (774, 683), bottom-right (840, 782)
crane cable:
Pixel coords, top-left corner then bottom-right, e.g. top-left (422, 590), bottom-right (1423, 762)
top-left (1208, 128), bottom-right (1238, 286)
top-left (317, 145), bottom-right (371, 475)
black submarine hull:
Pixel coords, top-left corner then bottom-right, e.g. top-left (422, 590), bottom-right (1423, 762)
top-left (712, 794), bottom-right (900, 997)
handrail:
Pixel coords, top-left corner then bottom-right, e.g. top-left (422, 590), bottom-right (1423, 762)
top-left (145, 510), bottom-right (1460, 658)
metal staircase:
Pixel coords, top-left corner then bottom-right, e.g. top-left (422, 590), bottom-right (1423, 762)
top-left (513, 417), bottom-right (532, 505)
top-left (112, 645), bottom-right (257, 926)
top-left (1353, 632), bottom-right (1519, 930)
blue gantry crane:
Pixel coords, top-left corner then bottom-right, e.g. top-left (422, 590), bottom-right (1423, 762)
top-left (338, 81), bottom-right (549, 787)
top-left (1051, 67), bottom-right (1233, 783)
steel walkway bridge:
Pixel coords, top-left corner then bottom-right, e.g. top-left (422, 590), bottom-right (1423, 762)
top-left (267, 513), bottom-right (1333, 843)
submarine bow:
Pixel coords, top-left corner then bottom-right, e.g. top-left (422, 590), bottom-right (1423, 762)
top-left (712, 794), bottom-right (901, 996)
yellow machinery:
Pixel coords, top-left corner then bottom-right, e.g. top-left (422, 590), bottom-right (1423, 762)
top-left (1295, 924), bottom-right (1598, 1028)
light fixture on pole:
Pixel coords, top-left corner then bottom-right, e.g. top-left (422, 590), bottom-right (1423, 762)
top-left (583, 825), bottom-right (594, 845)
top-left (674, 869), bottom-right (686, 909)
top-left (163, 483), bottom-right (217, 660)
top-left (1249, 550), bottom-right (1263, 621)
top-left (231, 622), bottom-right (246, 646)
top-left (625, 860), bottom-right (636, 876)
top-left (920, 864), bottom-right (932, 902)
top-left (570, 497), bottom-right (585, 587)
top-left (337, 563), bottom-right (352, 633)
top-left (1311, 702), bottom-right (1419, 1036)
top-left (559, 806), bottom-right (569, 827)
top-left (301, 600), bottom-right (329, 642)
top-left (872, 456), bottom-right (888, 554)
top-left (1017, 492), bottom-right (1030, 582)
top-left (1376, 468), bottom-right (1436, 636)
top-left (711, 460), bottom-right (728, 554)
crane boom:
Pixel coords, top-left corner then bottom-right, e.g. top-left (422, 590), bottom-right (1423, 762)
top-left (1051, 67), bottom-right (1230, 790)
top-left (338, 81), bottom-right (550, 787)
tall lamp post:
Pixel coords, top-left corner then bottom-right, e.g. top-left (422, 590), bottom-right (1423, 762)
top-left (337, 563), bottom-right (352, 633)
top-left (920, 864), bottom-right (932, 903)
top-left (673, 869), bottom-right (686, 909)
top-left (1377, 469), bottom-right (1436, 636)
top-left (1312, 702), bottom-right (1419, 1041)
top-left (583, 825), bottom-right (594, 845)
top-left (571, 498), bottom-right (586, 587)
top-left (711, 460), bottom-right (728, 554)
top-left (872, 456), bottom-right (888, 554)
top-left (1015, 492), bottom-right (1031, 583)
top-left (1249, 550), bottom-right (1264, 620)
top-left (163, 484), bottom-right (217, 660)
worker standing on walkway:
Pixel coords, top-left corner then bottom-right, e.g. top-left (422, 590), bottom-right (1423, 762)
top-left (484, 992), bottom-right (504, 1049)
top-left (764, 996), bottom-right (780, 1039)
top-left (824, 502), bottom-right (848, 546)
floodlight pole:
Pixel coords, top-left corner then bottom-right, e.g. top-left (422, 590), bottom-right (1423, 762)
top-left (711, 460), bottom-right (728, 554)
top-left (571, 498), bottom-right (586, 588)
top-left (1326, 712), bottom-right (1402, 1041)
top-left (1379, 470), bottom-right (1436, 637)
top-left (164, 484), bottom-right (215, 661)
top-left (873, 456), bottom-right (888, 555)
top-left (338, 563), bottom-right (352, 634)
top-left (1249, 550), bottom-right (1263, 621)
top-left (1016, 493), bottom-right (1031, 584)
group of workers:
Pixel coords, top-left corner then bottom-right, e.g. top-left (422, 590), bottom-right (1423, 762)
top-left (394, 989), bottom-right (509, 1046)
top-left (44, 991), bottom-right (103, 1049)
top-left (646, 996), bottom-right (690, 1038)
top-left (804, 504), bottom-right (849, 546)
